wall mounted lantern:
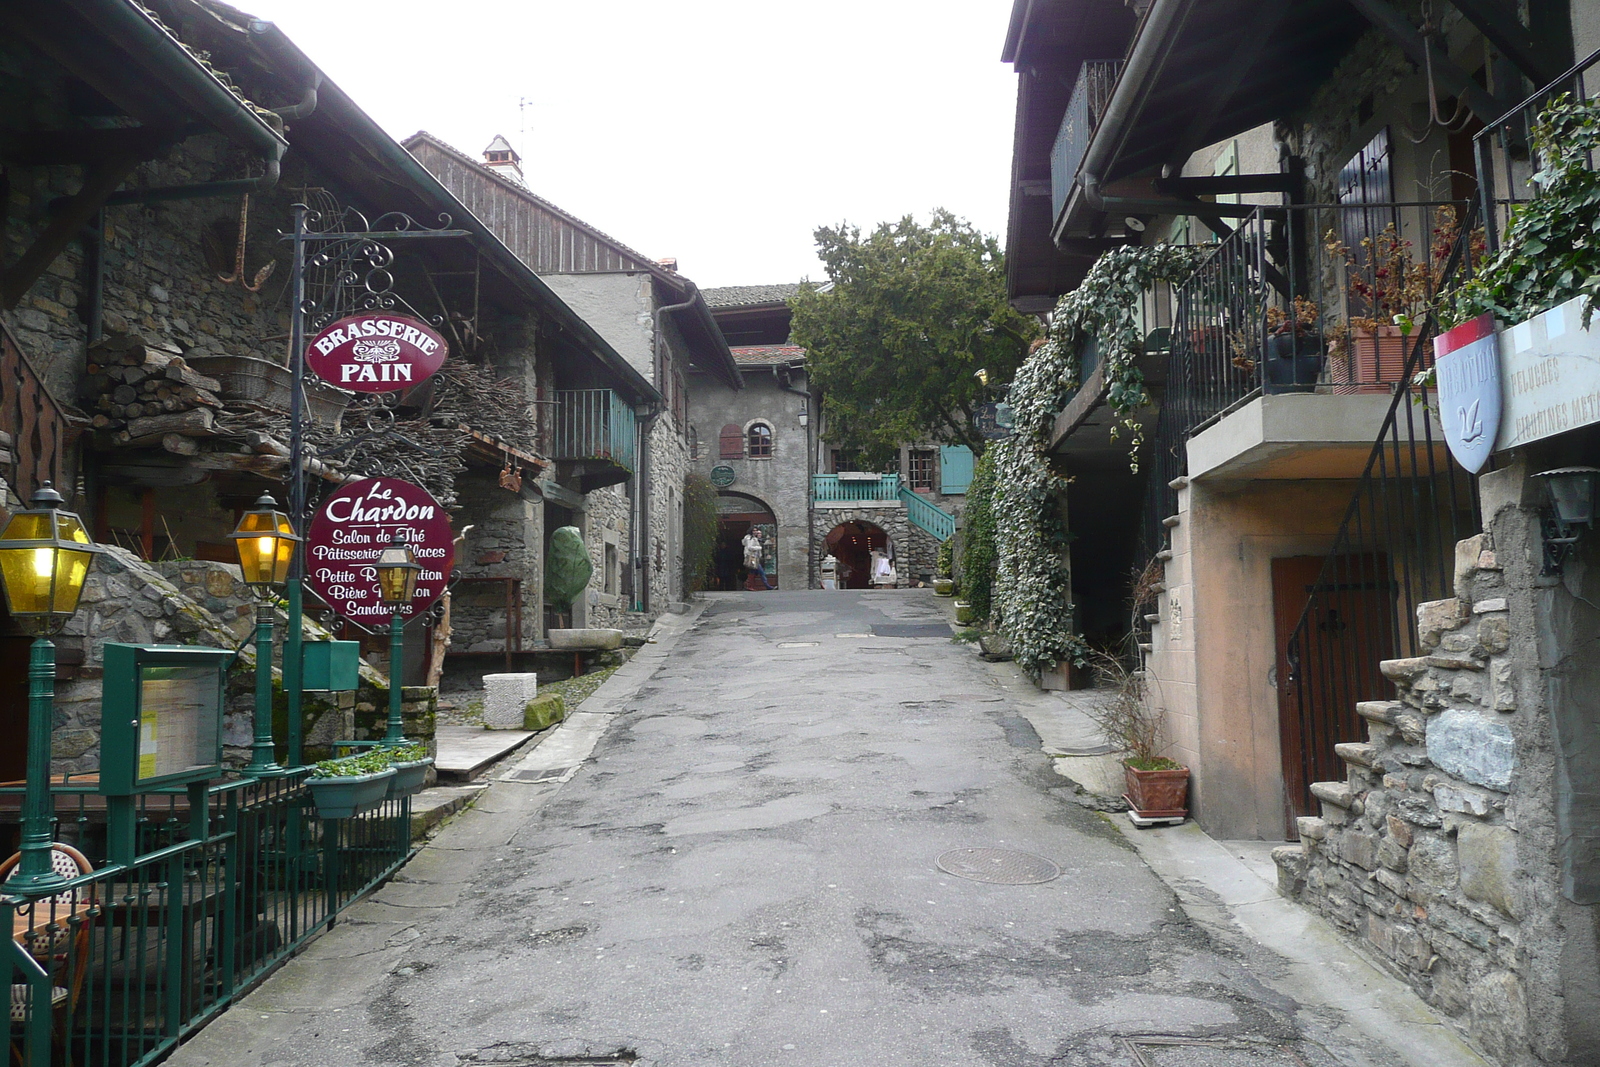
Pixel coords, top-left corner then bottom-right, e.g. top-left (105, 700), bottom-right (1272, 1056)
top-left (374, 535), bottom-right (421, 745)
top-left (0, 484), bottom-right (99, 890)
top-left (230, 495), bottom-right (301, 774)
top-left (1533, 466), bottom-right (1600, 575)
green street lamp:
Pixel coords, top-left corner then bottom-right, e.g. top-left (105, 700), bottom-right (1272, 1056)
top-left (0, 484), bottom-right (99, 891)
top-left (229, 495), bottom-right (301, 775)
top-left (374, 534), bottom-right (420, 746)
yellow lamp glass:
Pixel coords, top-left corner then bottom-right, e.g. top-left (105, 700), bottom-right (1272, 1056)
top-left (374, 541), bottom-right (420, 606)
top-left (230, 496), bottom-right (299, 588)
top-left (0, 487), bottom-right (98, 633)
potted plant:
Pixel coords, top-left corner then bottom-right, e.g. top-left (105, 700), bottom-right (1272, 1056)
top-left (1259, 297), bottom-right (1325, 394)
top-left (306, 750), bottom-right (396, 819)
top-left (1324, 208), bottom-right (1472, 392)
top-left (934, 541), bottom-right (955, 596)
top-left (1081, 648), bottom-right (1188, 824)
top-left (385, 743), bottom-right (434, 800)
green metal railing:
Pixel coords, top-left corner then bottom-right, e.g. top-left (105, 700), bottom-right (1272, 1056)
top-left (554, 389), bottom-right (637, 470)
top-left (898, 487), bottom-right (955, 542)
top-left (811, 473), bottom-right (902, 502)
top-left (4, 773), bottom-right (412, 1067)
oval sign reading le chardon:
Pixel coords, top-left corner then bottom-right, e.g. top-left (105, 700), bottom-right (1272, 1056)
top-left (306, 313), bottom-right (447, 392)
top-left (307, 477), bottom-right (454, 627)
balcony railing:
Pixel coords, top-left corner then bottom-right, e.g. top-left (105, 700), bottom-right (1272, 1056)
top-left (1, 319), bottom-right (80, 502)
top-left (1475, 46), bottom-right (1600, 252)
top-left (554, 389), bottom-right (637, 471)
top-left (1051, 60), bottom-right (1123, 221)
top-left (812, 473), bottom-right (902, 503)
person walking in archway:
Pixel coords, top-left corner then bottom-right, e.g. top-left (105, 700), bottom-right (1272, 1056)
top-left (743, 525), bottom-right (774, 590)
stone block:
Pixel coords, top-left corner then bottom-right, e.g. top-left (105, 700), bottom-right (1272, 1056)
top-left (548, 628), bottom-right (623, 650)
top-left (1378, 838), bottom-right (1409, 872)
top-left (1454, 533), bottom-right (1486, 598)
top-left (1357, 700), bottom-right (1404, 724)
top-left (1311, 781), bottom-right (1356, 810)
top-left (1425, 653), bottom-right (1484, 671)
top-left (523, 692), bottom-right (566, 731)
top-left (1416, 598), bottom-right (1466, 649)
top-left (1473, 598), bottom-right (1508, 614)
top-left (1458, 823), bottom-right (1519, 918)
top-left (1335, 742), bottom-right (1376, 768)
top-left (1272, 845), bottom-right (1307, 897)
top-left (1387, 813), bottom-right (1414, 847)
top-left (1296, 816), bottom-right (1328, 841)
top-left (1409, 833), bottom-right (1458, 888)
top-left (1478, 615), bottom-right (1511, 655)
top-left (1380, 657), bottom-right (1431, 685)
top-left (1341, 830), bottom-right (1379, 870)
top-left (1427, 709), bottom-right (1514, 791)
top-left (482, 672), bottom-right (538, 729)
top-left (1434, 783), bottom-right (1494, 817)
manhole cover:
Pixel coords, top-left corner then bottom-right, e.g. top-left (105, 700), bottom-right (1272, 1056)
top-left (935, 847), bottom-right (1060, 884)
top-left (777, 641), bottom-right (819, 648)
top-left (509, 768), bottom-right (569, 782)
top-left (872, 623), bottom-right (953, 638)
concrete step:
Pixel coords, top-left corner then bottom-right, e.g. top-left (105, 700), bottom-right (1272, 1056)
top-left (433, 725), bottom-right (536, 782)
top-left (409, 783), bottom-right (485, 839)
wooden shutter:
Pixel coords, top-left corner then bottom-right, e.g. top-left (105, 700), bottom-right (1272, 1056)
top-left (719, 423), bottom-right (744, 459)
top-left (939, 445), bottom-right (974, 494)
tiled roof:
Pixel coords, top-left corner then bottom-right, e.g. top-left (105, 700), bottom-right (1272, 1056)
top-left (704, 284), bottom-right (809, 308)
top-left (731, 344), bottom-right (806, 366)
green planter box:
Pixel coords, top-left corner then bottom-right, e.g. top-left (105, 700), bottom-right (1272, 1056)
top-left (955, 601), bottom-right (975, 625)
top-left (933, 578), bottom-right (955, 597)
top-left (308, 767), bottom-right (395, 819)
top-left (386, 757), bottom-right (433, 800)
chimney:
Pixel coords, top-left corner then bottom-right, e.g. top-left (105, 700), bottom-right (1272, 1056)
top-left (656, 257), bottom-right (678, 272)
top-left (482, 135), bottom-right (524, 184)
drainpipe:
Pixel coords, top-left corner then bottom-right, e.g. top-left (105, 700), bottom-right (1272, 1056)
top-left (643, 279), bottom-right (697, 613)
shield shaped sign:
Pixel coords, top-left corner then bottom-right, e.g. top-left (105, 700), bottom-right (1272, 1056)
top-left (306, 478), bottom-right (455, 628)
top-left (306, 313), bottom-right (448, 393)
top-left (1434, 313), bottom-right (1502, 474)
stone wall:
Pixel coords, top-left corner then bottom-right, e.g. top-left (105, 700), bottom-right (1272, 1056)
top-left (580, 481), bottom-right (634, 628)
top-left (1274, 518), bottom-right (1560, 1065)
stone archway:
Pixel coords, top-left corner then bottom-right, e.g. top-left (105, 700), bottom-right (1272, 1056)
top-left (715, 491), bottom-right (777, 590)
top-left (823, 520), bottom-right (889, 589)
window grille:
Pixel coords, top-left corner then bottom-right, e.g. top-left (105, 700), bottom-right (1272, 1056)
top-left (907, 449), bottom-right (936, 489)
top-left (747, 423), bottom-right (773, 458)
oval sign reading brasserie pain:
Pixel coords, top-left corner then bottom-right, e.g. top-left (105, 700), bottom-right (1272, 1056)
top-left (306, 313), bottom-right (447, 393)
top-left (306, 478), bottom-right (454, 626)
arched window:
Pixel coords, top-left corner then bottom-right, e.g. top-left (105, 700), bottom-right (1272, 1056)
top-left (747, 422), bottom-right (773, 458)
top-left (688, 425), bottom-right (699, 460)
top-left (719, 423), bottom-right (744, 459)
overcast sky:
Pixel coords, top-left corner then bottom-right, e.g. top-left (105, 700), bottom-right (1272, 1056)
top-left (240, 0), bottom-right (1019, 289)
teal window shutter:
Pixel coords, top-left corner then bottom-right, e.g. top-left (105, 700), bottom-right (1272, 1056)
top-left (939, 445), bottom-right (974, 494)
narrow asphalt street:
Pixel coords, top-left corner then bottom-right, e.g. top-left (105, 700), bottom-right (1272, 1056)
top-left (172, 591), bottom-right (1446, 1067)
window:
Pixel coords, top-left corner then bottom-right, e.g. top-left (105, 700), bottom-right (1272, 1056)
top-left (747, 422), bottom-right (773, 458)
top-left (604, 543), bottom-right (618, 594)
top-left (907, 449), bottom-right (936, 490)
top-left (719, 423), bottom-right (744, 459)
top-left (688, 425), bottom-right (699, 460)
top-left (831, 449), bottom-right (858, 473)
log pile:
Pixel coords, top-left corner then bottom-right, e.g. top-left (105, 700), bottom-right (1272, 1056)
top-left (82, 334), bottom-right (225, 455)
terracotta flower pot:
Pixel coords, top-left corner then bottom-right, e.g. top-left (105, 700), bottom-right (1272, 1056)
top-left (1123, 762), bottom-right (1190, 818)
top-left (1331, 326), bottom-right (1414, 394)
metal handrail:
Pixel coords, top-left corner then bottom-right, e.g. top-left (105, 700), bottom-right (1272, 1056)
top-left (898, 487), bottom-right (955, 542)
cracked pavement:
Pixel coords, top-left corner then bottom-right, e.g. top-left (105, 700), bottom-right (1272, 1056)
top-left (168, 590), bottom-right (1435, 1067)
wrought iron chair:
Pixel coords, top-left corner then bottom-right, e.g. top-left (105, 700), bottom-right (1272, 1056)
top-left (3, 844), bottom-right (95, 1065)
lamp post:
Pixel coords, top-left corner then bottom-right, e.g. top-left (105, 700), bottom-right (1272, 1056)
top-left (374, 535), bottom-right (420, 746)
top-left (0, 484), bottom-right (98, 891)
top-left (229, 495), bottom-right (301, 774)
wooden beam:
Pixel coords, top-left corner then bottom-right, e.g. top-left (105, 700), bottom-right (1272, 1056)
top-left (1163, 2), bottom-right (1288, 171)
top-left (1345, 0), bottom-right (1507, 123)
top-left (0, 151), bottom-right (142, 309)
top-left (1448, 0), bottom-right (1563, 86)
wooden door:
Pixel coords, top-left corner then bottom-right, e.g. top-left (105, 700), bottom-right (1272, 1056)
top-left (1272, 554), bottom-right (1395, 834)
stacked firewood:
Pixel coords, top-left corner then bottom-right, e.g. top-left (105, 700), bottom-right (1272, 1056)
top-left (82, 334), bottom-right (225, 454)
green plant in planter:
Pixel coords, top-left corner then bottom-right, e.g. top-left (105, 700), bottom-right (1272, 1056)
top-left (387, 743), bottom-right (429, 764)
top-left (545, 526), bottom-right (593, 614)
top-left (936, 540), bottom-right (953, 580)
top-left (310, 750), bottom-right (393, 778)
top-left (1448, 92), bottom-right (1600, 328)
top-left (1078, 648), bottom-right (1180, 771)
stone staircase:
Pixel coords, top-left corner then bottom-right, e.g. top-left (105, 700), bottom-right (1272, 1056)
top-left (1271, 533), bottom-right (1528, 1062)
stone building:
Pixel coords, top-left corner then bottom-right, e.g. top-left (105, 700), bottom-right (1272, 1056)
top-left (1002, 0), bottom-right (1600, 1061)
top-left (0, 0), bottom-right (659, 764)
top-left (695, 285), bottom-right (964, 590)
top-left (405, 132), bottom-right (742, 622)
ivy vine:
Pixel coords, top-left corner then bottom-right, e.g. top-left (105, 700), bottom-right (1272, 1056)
top-left (991, 243), bottom-right (1204, 675)
top-left (1447, 92), bottom-right (1600, 328)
